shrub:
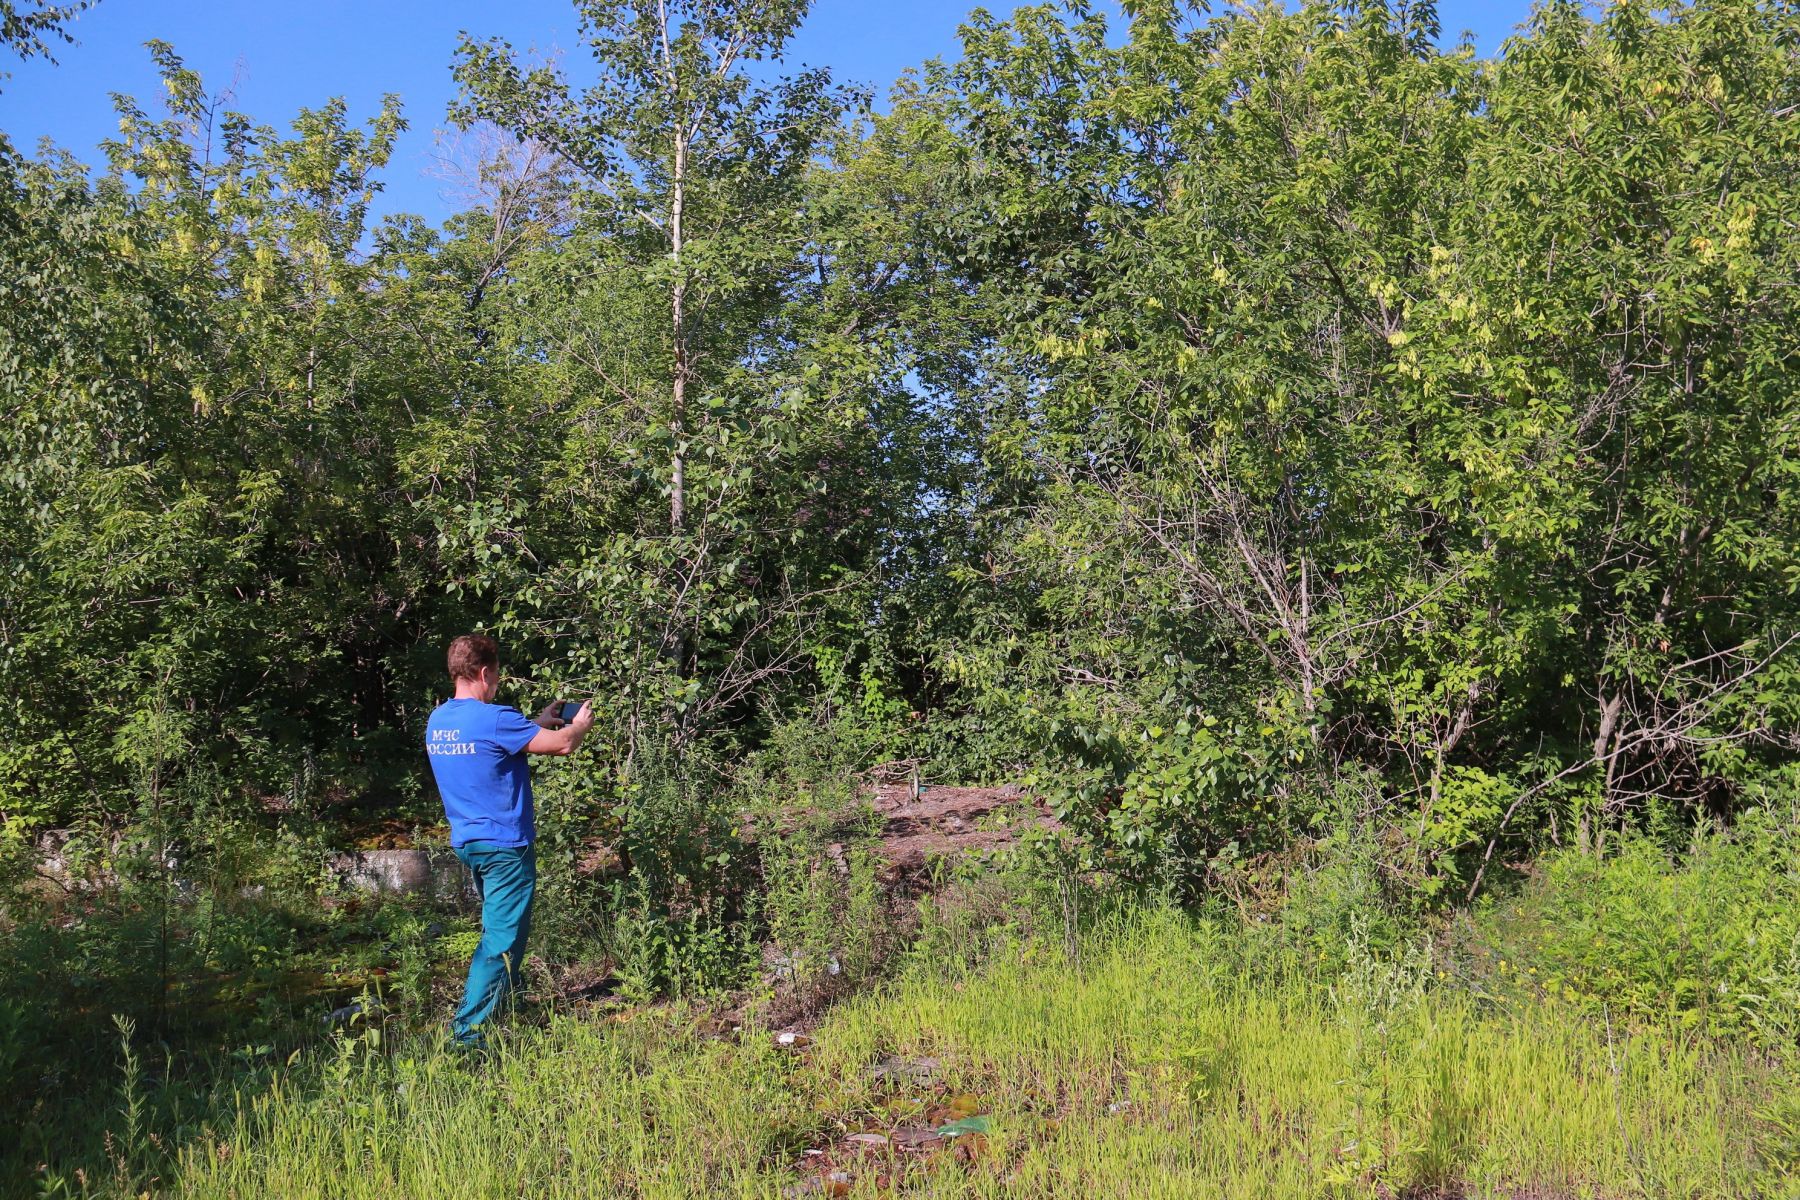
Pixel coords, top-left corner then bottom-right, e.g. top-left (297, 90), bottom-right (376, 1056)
top-left (1496, 808), bottom-right (1800, 1043)
top-left (1031, 714), bottom-right (1307, 896)
top-left (586, 741), bottom-right (757, 1000)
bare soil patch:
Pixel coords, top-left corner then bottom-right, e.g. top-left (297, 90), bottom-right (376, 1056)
top-left (862, 782), bottom-right (1059, 884)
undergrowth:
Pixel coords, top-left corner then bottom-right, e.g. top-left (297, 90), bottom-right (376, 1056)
top-left (46, 900), bottom-right (1796, 1199)
top-left (14, 776), bottom-right (1800, 1197)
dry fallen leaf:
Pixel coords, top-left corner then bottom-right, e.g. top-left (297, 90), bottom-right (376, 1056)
top-left (846, 1132), bottom-right (891, 1147)
top-left (943, 1093), bottom-right (982, 1118)
top-left (953, 1133), bottom-right (989, 1163)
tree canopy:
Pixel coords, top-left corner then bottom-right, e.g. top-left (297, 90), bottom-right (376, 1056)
top-left (5, 0), bottom-right (1799, 899)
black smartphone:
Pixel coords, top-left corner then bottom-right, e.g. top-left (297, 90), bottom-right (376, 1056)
top-left (558, 700), bottom-right (585, 723)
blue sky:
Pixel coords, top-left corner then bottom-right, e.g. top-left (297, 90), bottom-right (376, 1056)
top-left (1, 0), bottom-right (1537, 225)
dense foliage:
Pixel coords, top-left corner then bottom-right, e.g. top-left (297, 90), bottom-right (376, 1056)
top-left (7, 0), bottom-right (1800, 1190)
top-left (920, 0), bottom-right (1800, 893)
top-left (9, 0), bottom-right (1800, 888)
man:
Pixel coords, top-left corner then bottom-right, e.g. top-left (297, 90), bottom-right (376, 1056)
top-left (424, 633), bottom-right (593, 1048)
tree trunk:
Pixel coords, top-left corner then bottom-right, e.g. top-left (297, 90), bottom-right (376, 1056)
top-left (669, 124), bottom-right (687, 535)
top-left (1584, 689), bottom-right (1625, 854)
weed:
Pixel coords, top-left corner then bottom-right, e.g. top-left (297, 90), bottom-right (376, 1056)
top-left (2, 908), bottom-right (1777, 1199)
top-left (1486, 811), bottom-right (1800, 1043)
top-left (758, 827), bottom-right (893, 1011)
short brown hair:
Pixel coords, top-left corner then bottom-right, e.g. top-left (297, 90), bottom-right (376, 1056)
top-left (447, 634), bottom-right (499, 682)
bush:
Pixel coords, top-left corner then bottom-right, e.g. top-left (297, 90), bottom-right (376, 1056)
top-left (590, 741), bottom-right (757, 1001)
top-left (1494, 808), bottom-right (1800, 1044)
top-left (1030, 713), bottom-right (1310, 897)
top-left (1199, 774), bottom-right (1431, 983)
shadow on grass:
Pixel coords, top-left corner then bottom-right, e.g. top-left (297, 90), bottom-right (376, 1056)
top-left (4, 883), bottom-right (479, 1197)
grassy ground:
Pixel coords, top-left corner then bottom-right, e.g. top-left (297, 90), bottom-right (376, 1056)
top-left (149, 909), bottom-right (1783, 1200)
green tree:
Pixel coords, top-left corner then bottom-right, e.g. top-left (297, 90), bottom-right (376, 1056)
top-left (907, 0), bottom-right (1800, 889)
top-left (0, 0), bottom-right (94, 82)
top-left (444, 0), bottom-right (940, 753)
top-left (1, 45), bottom-right (480, 824)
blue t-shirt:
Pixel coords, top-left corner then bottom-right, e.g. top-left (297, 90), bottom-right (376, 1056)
top-left (424, 698), bottom-right (541, 847)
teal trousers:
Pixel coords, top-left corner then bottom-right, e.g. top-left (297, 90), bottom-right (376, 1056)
top-left (451, 841), bottom-right (536, 1046)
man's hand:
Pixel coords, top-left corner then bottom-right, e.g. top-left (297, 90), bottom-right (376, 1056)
top-left (526, 700), bottom-right (595, 756)
top-left (567, 701), bottom-right (596, 735)
top-left (533, 701), bottom-right (567, 730)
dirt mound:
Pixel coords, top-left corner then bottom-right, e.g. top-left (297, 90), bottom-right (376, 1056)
top-left (570, 779), bottom-right (1060, 891)
top-left (863, 782), bottom-right (1059, 877)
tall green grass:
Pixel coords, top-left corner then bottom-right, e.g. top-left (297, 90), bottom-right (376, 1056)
top-left (166, 908), bottom-right (1780, 1199)
top-left (813, 913), bottom-right (1773, 1197)
top-left (169, 1010), bottom-right (805, 1199)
